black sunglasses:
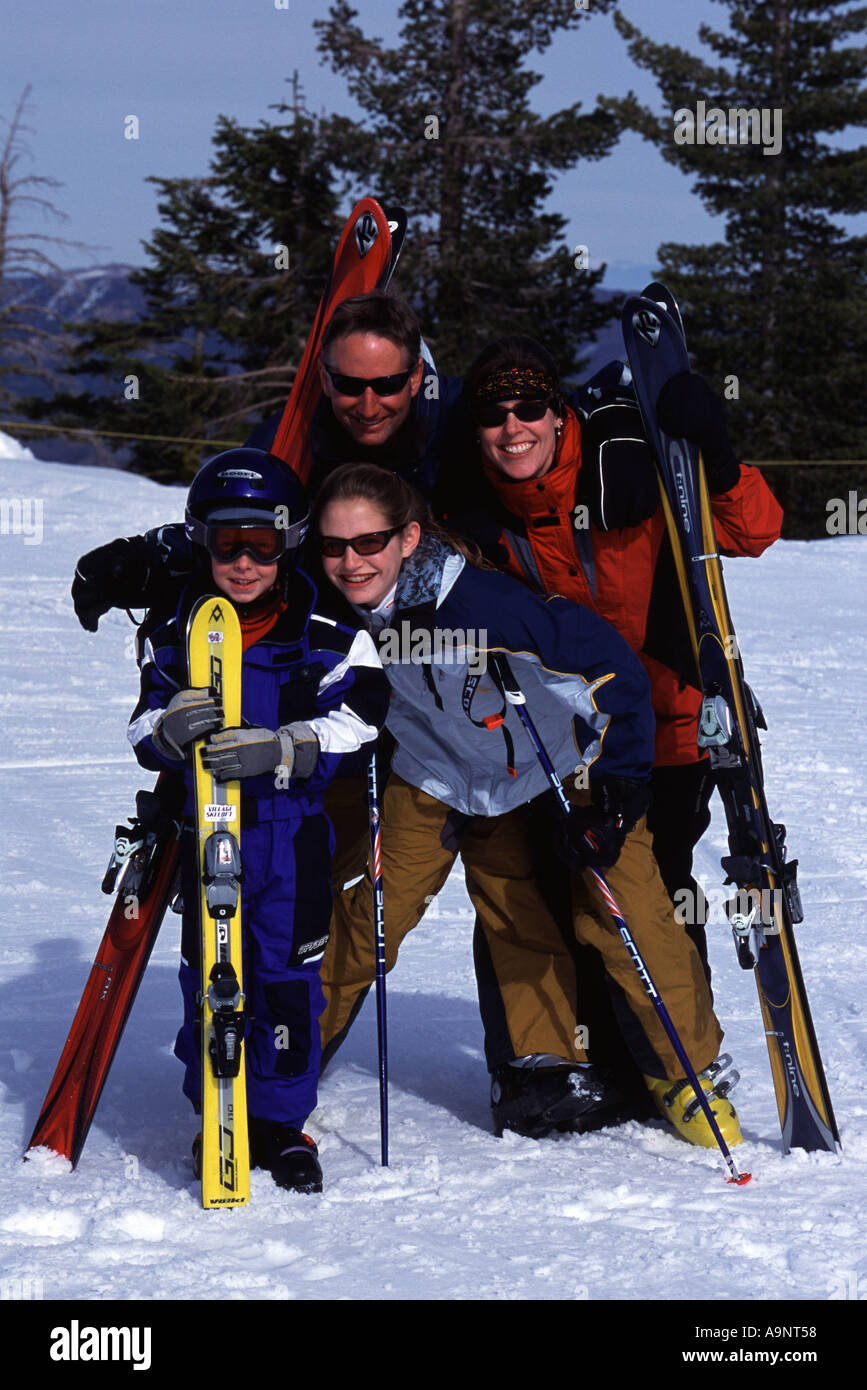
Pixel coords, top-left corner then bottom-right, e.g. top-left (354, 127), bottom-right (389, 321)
top-left (319, 527), bottom-right (402, 558)
top-left (473, 398), bottom-right (553, 428)
top-left (322, 362), bottom-right (416, 397)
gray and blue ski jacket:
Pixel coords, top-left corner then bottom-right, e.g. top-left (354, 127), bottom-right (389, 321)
top-left (371, 535), bottom-right (655, 817)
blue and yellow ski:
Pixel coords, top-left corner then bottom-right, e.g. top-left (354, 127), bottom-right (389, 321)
top-left (622, 288), bottom-right (840, 1155)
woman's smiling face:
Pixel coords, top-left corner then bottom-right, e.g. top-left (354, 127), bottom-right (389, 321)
top-left (477, 399), bottom-right (561, 482)
top-left (318, 497), bottom-right (420, 609)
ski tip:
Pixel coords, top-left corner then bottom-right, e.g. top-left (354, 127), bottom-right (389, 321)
top-left (22, 1143), bottom-right (73, 1171)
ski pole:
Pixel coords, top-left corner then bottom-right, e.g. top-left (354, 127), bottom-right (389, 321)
top-left (487, 652), bottom-right (751, 1186)
top-left (367, 750), bottom-right (389, 1166)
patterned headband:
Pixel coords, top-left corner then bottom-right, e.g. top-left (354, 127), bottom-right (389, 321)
top-left (472, 365), bottom-right (557, 402)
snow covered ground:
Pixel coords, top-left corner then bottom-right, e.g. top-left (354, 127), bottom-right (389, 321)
top-left (1, 442), bottom-right (866, 1323)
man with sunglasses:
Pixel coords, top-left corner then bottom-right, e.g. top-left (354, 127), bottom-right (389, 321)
top-left (71, 291), bottom-right (465, 631)
top-left (319, 340), bottom-right (422, 452)
top-left (292, 289), bottom-right (464, 497)
top-left (246, 289), bottom-right (448, 492)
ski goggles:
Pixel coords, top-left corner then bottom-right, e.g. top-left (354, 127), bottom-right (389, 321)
top-left (322, 363), bottom-right (416, 397)
top-left (207, 524), bottom-right (287, 564)
top-left (187, 513), bottom-right (309, 564)
top-left (319, 527), bottom-right (401, 558)
top-left (472, 398), bottom-right (553, 428)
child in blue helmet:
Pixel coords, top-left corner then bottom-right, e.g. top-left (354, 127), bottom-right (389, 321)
top-left (128, 448), bottom-right (388, 1193)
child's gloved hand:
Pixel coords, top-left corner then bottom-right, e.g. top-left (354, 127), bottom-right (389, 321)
top-left (201, 722), bottom-right (320, 782)
top-left (153, 688), bottom-right (223, 760)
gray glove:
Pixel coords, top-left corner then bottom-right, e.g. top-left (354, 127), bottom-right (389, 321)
top-left (153, 688), bottom-right (223, 760)
top-left (200, 721), bottom-right (320, 783)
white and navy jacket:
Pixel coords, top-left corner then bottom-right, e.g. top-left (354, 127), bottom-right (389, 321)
top-left (128, 568), bottom-right (388, 822)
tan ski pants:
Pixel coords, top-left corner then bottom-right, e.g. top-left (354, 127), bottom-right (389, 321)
top-left (319, 774), bottom-right (722, 1080)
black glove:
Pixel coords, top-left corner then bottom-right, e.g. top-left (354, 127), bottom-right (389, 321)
top-left (655, 371), bottom-right (740, 495)
top-left (72, 537), bottom-right (152, 632)
top-left (555, 777), bottom-right (651, 875)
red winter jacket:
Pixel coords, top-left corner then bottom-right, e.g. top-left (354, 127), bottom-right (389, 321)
top-left (477, 409), bottom-right (783, 766)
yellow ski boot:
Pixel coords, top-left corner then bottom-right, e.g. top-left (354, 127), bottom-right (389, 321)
top-left (644, 1055), bottom-right (743, 1149)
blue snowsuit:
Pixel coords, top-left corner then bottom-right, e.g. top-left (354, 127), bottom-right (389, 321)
top-left (128, 569), bottom-right (388, 1127)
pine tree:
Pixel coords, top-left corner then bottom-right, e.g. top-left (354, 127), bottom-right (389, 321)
top-left (36, 90), bottom-right (341, 481)
top-left (607, 1), bottom-right (867, 530)
top-left (313, 0), bottom-right (620, 377)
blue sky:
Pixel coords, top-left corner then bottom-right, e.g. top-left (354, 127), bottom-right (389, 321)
top-left (3, 1), bottom-right (862, 288)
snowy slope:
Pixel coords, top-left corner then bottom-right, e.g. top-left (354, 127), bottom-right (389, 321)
top-left (1, 449), bottom-right (866, 1306)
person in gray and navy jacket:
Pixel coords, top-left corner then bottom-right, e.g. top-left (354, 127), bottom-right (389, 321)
top-left (128, 449), bottom-right (389, 1195)
top-left (313, 464), bottom-right (742, 1152)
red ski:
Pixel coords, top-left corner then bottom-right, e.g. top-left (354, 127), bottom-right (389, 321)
top-left (269, 196), bottom-right (402, 483)
top-left (25, 197), bottom-right (407, 1168)
top-left (25, 779), bottom-right (183, 1165)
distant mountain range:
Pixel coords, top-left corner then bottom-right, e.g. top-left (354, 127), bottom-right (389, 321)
top-left (5, 263), bottom-right (147, 325)
top-left (0, 262), bottom-right (654, 467)
top-left (0, 266), bottom-right (148, 465)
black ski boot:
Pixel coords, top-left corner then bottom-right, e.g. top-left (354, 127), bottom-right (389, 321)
top-left (248, 1117), bottom-right (323, 1194)
top-left (491, 1056), bottom-right (632, 1138)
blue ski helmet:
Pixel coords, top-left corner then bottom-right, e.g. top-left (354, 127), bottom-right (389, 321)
top-left (185, 448), bottom-right (309, 567)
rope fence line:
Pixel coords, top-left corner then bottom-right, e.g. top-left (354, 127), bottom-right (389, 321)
top-left (747, 461), bottom-right (867, 469)
top-left (0, 420), bottom-right (244, 448)
top-left (1, 419), bottom-right (867, 469)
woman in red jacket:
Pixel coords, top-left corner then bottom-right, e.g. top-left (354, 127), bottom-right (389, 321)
top-left (439, 335), bottom-right (784, 984)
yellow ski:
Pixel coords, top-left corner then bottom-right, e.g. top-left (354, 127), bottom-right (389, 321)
top-left (187, 595), bottom-right (249, 1207)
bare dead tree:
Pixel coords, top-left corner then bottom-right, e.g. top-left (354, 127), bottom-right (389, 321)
top-left (0, 85), bottom-right (91, 402)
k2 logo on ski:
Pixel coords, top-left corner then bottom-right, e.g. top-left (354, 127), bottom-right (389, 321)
top-left (354, 210), bottom-right (379, 257)
top-left (633, 308), bottom-right (661, 347)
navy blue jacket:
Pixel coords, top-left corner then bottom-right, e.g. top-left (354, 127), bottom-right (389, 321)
top-left (129, 569), bottom-right (388, 821)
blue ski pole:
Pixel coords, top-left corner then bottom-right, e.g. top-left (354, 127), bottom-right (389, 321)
top-left (487, 652), bottom-right (750, 1186)
top-left (367, 750), bottom-right (388, 1166)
